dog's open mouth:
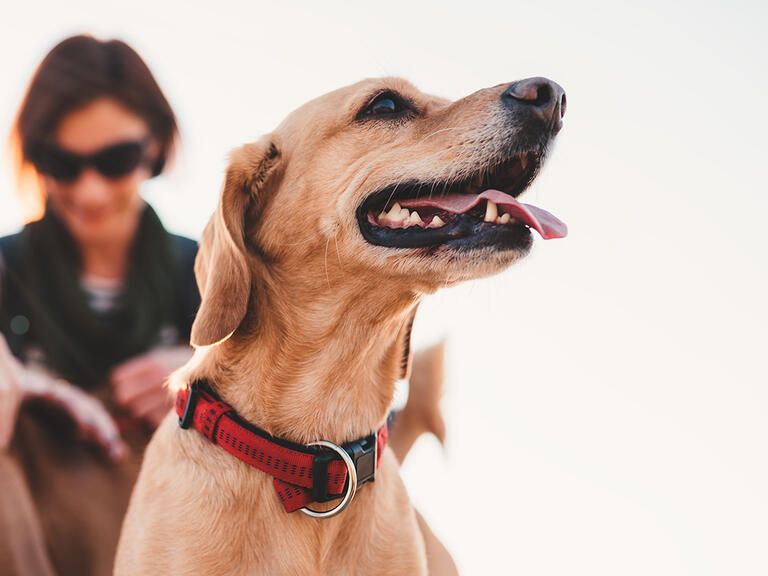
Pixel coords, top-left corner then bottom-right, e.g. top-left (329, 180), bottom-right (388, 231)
top-left (357, 152), bottom-right (567, 250)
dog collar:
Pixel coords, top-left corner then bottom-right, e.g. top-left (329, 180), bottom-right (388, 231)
top-left (176, 380), bottom-right (387, 517)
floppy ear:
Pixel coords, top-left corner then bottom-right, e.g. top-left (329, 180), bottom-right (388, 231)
top-left (191, 138), bottom-right (280, 348)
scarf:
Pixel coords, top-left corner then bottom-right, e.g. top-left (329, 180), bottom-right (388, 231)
top-left (19, 203), bottom-right (176, 389)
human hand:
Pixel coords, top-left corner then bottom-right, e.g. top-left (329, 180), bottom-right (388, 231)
top-left (0, 335), bottom-right (23, 449)
top-left (110, 347), bottom-right (193, 429)
top-left (0, 334), bottom-right (126, 459)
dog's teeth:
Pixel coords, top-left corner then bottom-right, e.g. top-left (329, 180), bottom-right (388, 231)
top-left (388, 205), bottom-right (407, 223)
top-left (428, 216), bottom-right (446, 228)
top-left (484, 200), bottom-right (498, 223)
top-left (399, 208), bottom-right (410, 221)
top-left (499, 213), bottom-right (511, 224)
top-left (408, 211), bottom-right (424, 227)
top-left (378, 211), bottom-right (387, 221)
top-left (386, 203), bottom-right (402, 218)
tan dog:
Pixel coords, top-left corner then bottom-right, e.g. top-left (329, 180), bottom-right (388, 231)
top-left (116, 76), bottom-right (566, 575)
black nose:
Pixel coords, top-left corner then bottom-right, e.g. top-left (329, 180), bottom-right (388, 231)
top-left (502, 77), bottom-right (566, 128)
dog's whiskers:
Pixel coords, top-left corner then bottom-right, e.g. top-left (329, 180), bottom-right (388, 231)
top-left (333, 235), bottom-right (343, 269)
top-left (323, 235), bottom-right (333, 289)
top-left (418, 126), bottom-right (463, 144)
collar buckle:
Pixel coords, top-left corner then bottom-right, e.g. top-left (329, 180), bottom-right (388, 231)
top-left (302, 432), bottom-right (378, 519)
top-left (345, 432), bottom-right (378, 486)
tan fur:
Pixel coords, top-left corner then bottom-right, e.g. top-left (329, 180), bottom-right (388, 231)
top-left (117, 77), bottom-right (542, 575)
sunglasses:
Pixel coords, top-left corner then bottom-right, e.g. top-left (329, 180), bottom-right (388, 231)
top-left (28, 138), bottom-right (151, 182)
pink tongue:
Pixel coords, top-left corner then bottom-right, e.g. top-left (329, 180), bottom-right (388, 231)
top-left (399, 189), bottom-right (567, 239)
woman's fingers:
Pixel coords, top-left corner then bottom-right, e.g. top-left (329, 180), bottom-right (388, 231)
top-left (45, 379), bottom-right (127, 461)
top-left (110, 357), bottom-right (161, 405)
top-left (145, 404), bottom-right (172, 429)
top-left (128, 387), bottom-right (173, 428)
top-left (0, 387), bottom-right (21, 449)
top-left (0, 337), bottom-right (23, 450)
top-left (110, 348), bottom-right (190, 428)
top-left (77, 417), bottom-right (127, 461)
top-left (0, 377), bottom-right (17, 449)
top-left (110, 347), bottom-right (191, 408)
top-left (0, 334), bottom-right (127, 459)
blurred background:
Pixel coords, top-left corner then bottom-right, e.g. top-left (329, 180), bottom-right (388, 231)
top-left (1, 1), bottom-right (766, 574)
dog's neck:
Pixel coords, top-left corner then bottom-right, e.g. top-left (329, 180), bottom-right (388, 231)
top-left (192, 270), bottom-right (423, 445)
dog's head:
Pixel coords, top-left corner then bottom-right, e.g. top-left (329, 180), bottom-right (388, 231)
top-left (191, 77), bottom-right (567, 347)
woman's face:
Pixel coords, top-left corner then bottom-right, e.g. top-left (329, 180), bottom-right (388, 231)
top-left (46, 98), bottom-right (155, 246)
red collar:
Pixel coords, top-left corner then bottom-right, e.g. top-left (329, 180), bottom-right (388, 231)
top-left (175, 381), bottom-right (387, 513)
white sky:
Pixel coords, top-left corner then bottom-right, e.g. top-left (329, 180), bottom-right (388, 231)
top-left (1, 1), bottom-right (767, 574)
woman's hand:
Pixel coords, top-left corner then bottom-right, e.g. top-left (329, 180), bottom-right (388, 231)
top-left (110, 347), bottom-right (193, 429)
top-left (0, 334), bottom-right (126, 459)
top-left (0, 335), bottom-right (24, 449)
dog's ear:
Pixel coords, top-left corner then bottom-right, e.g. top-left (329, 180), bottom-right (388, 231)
top-left (191, 138), bottom-right (280, 348)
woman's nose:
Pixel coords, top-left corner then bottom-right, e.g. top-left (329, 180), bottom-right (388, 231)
top-left (70, 168), bottom-right (113, 205)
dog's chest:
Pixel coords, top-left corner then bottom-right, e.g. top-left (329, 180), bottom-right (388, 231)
top-left (200, 460), bottom-right (428, 575)
top-left (230, 524), bottom-right (428, 576)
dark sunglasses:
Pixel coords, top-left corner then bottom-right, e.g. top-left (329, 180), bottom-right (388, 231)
top-left (27, 137), bottom-right (151, 182)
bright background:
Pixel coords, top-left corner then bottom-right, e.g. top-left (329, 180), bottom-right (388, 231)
top-left (1, 1), bottom-right (766, 574)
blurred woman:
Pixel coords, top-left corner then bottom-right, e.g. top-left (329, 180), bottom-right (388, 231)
top-left (0, 35), bottom-right (198, 576)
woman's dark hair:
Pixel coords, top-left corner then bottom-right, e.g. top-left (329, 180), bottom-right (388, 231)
top-left (8, 35), bottom-right (178, 220)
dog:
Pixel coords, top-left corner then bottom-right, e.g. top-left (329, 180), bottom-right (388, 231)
top-left (115, 75), bottom-right (566, 575)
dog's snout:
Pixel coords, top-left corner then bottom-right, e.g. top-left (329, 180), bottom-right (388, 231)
top-left (502, 77), bottom-right (566, 129)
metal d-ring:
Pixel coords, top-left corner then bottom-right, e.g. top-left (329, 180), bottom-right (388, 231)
top-left (300, 440), bottom-right (358, 519)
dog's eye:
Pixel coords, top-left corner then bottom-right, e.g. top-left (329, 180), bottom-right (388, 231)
top-left (360, 91), bottom-right (412, 119)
